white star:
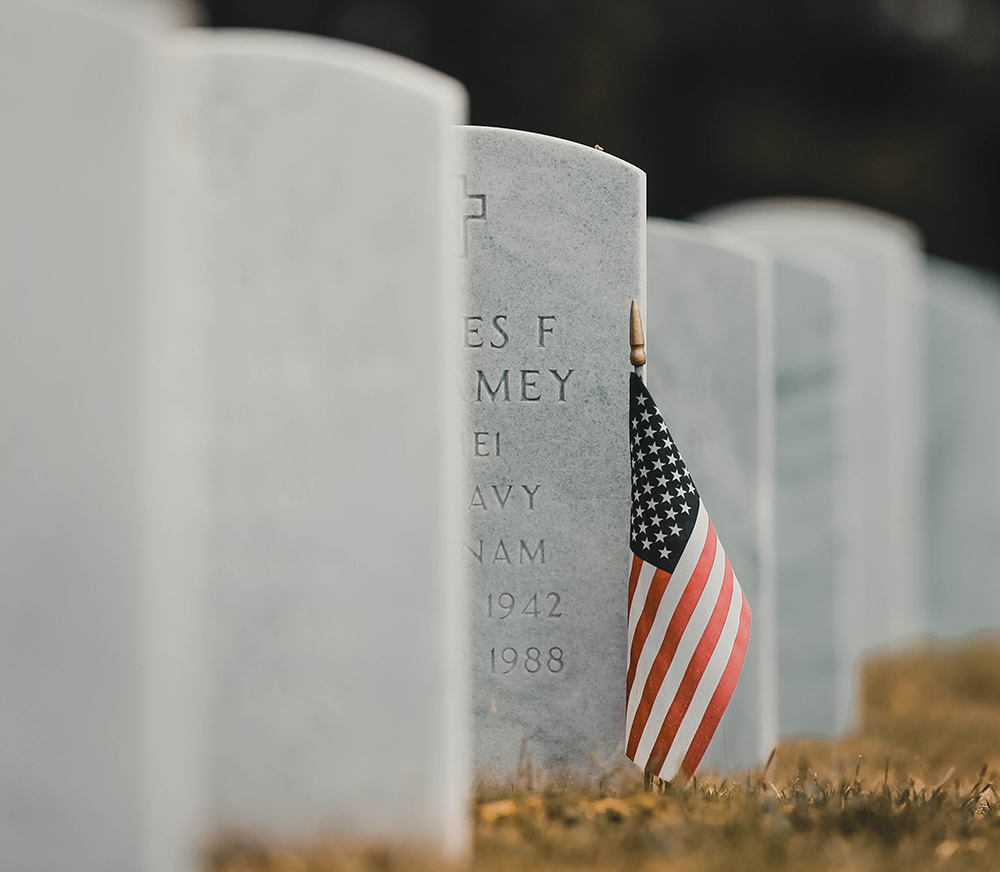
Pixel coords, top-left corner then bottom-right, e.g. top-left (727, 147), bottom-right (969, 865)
top-left (679, 502), bottom-right (692, 514)
top-left (640, 409), bottom-right (652, 422)
top-left (636, 394), bottom-right (647, 408)
top-left (686, 483), bottom-right (696, 494)
top-left (669, 524), bottom-right (682, 536)
top-left (665, 507), bottom-right (677, 520)
top-left (643, 482), bottom-right (654, 494)
top-left (636, 521), bottom-right (648, 534)
top-left (671, 470), bottom-right (683, 481)
top-left (660, 547), bottom-right (672, 559)
top-left (652, 458), bottom-right (664, 471)
top-left (641, 538), bottom-right (651, 549)
top-left (649, 514), bottom-right (661, 527)
top-left (657, 475), bottom-right (669, 488)
top-left (654, 530), bottom-right (667, 542)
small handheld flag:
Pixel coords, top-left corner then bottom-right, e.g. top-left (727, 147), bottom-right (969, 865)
top-left (626, 302), bottom-right (751, 781)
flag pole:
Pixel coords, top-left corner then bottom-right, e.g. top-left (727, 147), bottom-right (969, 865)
top-left (630, 300), bottom-right (646, 382)
top-left (631, 298), bottom-right (656, 795)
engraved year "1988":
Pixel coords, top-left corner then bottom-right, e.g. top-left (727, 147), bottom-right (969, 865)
top-left (487, 591), bottom-right (562, 619)
top-left (490, 646), bottom-right (564, 674)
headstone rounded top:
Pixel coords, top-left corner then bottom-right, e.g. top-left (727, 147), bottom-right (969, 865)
top-left (648, 216), bottom-right (770, 267)
top-left (696, 197), bottom-right (923, 251)
top-left (462, 126), bottom-right (645, 181)
top-left (163, 28), bottom-right (466, 110)
top-left (927, 257), bottom-right (1000, 311)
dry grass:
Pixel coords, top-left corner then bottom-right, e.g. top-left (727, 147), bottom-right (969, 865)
top-left (207, 634), bottom-right (1000, 872)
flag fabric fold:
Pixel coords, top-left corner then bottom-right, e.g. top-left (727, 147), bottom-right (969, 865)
top-left (626, 372), bottom-right (751, 781)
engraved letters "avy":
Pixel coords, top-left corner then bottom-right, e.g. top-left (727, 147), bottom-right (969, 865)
top-left (469, 484), bottom-right (541, 511)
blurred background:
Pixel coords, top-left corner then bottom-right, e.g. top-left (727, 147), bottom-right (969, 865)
top-left (203, 0), bottom-right (1000, 272)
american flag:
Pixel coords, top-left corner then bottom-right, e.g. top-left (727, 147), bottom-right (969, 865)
top-left (626, 372), bottom-right (751, 781)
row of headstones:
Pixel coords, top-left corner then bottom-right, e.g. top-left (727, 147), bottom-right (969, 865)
top-left (667, 206), bottom-right (1000, 742)
top-left (5, 2), bottom-right (1000, 870)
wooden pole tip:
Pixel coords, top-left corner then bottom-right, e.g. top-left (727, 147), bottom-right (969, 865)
top-left (630, 300), bottom-right (646, 366)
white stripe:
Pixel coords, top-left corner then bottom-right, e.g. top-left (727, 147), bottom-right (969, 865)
top-left (632, 531), bottom-right (728, 765)
top-left (627, 560), bottom-right (658, 645)
top-left (626, 501), bottom-right (709, 728)
top-left (656, 572), bottom-right (744, 780)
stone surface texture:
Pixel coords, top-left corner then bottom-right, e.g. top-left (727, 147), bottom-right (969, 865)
top-left (645, 219), bottom-right (777, 772)
top-left (459, 127), bottom-right (645, 780)
top-left (150, 31), bottom-right (469, 855)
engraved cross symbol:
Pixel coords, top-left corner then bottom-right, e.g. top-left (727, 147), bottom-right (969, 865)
top-left (459, 174), bottom-right (486, 257)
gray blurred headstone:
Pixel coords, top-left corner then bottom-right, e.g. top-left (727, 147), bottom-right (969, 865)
top-left (644, 219), bottom-right (777, 772)
top-left (771, 261), bottom-right (840, 736)
top-left (923, 258), bottom-right (1000, 637)
top-left (701, 199), bottom-right (927, 732)
top-left (150, 32), bottom-right (470, 854)
top-left (459, 127), bottom-right (645, 780)
top-left (0, 2), bottom-right (196, 871)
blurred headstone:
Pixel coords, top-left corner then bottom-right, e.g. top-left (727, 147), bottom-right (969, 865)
top-left (644, 219), bottom-right (778, 772)
top-left (150, 31), bottom-right (470, 854)
top-left (0, 1), bottom-right (197, 870)
top-left (770, 260), bottom-right (841, 736)
top-left (701, 199), bottom-right (927, 730)
top-left (459, 127), bottom-right (645, 779)
top-left (923, 258), bottom-right (1000, 637)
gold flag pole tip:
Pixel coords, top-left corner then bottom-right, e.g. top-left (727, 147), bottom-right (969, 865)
top-left (630, 300), bottom-right (646, 367)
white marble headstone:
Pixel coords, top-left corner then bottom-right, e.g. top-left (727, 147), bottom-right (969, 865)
top-left (644, 219), bottom-right (777, 771)
top-left (150, 31), bottom-right (469, 854)
top-left (923, 258), bottom-right (1000, 637)
top-left (459, 127), bottom-right (645, 779)
top-left (701, 199), bottom-right (927, 731)
top-left (0, 2), bottom-right (197, 871)
top-left (771, 259), bottom-right (841, 736)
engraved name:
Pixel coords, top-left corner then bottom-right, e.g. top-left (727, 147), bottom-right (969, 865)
top-left (473, 369), bottom-right (574, 402)
top-left (463, 315), bottom-right (559, 348)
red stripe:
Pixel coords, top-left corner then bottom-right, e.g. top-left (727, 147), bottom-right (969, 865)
top-left (626, 520), bottom-right (718, 760)
top-left (644, 556), bottom-right (734, 775)
top-left (625, 566), bottom-right (671, 701)
top-left (679, 593), bottom-right (752, 780)
top-left (628, 554), bottom-right (643, 613)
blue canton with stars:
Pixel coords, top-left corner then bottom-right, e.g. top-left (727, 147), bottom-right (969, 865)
top-left (630, 372), bottom-right (700, 574)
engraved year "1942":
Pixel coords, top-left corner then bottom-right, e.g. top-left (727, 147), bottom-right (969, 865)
top-left (490, 646), bottom-right (564, 674)
top-left (487, 591), bottom-right (562, 619)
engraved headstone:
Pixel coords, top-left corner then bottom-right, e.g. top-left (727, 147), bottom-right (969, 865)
top-left (150, 32), bottom-right (469, 853)
top-left (923, 258), bottom-right (1000, 637)
top-left (701, 199), bottom-right (927, 730)
top-left (644, 219), bottom-right (777, 771)
top-left (0, 2), bottom-right (197, 870)
top-left (459, 128), bottom-right (645, 779)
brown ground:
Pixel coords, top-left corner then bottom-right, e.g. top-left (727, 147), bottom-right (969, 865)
top-left (208, 634), bottom-right (1000, 871)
